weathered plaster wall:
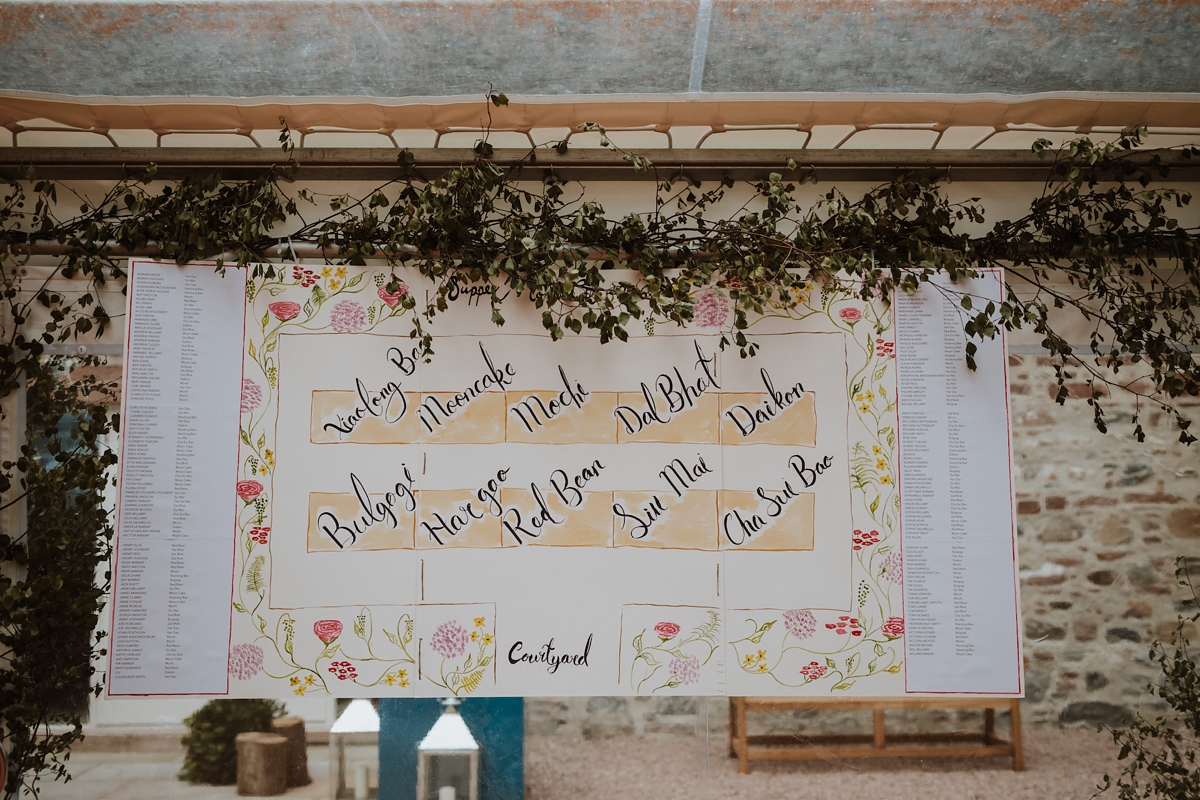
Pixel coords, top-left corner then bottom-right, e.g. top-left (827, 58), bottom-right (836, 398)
top-left (2, 1), bottom-right (1200, 98)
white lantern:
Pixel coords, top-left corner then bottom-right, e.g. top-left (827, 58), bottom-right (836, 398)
top-left (416, 699), bottom-right (479, 800)
top-left (329, 699), bottom-right (380, 800)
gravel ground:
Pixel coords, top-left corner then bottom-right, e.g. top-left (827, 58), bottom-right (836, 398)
top-left (525, 729), bottom-right (1119, 800)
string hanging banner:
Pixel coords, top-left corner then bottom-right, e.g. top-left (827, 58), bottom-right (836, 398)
top-left (108, 261), bottom-right (1022, 698)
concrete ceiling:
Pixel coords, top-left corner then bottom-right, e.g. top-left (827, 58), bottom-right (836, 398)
top-left (1, 0), bottom-right (1198, 100)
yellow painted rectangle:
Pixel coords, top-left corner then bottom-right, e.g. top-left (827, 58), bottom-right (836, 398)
top-left (310, 389), bottom-right (421, 444)
top-left (611, 490), bottom-right (719, 550)
top-left (718, 490), bottom-right (815, 550)
top-left (498, 488), bottom-right (614, 546)
top-left (415, 490), bottom-right (503, 548)
top-left (719, 392), bottom-right (817, 446)
top-left (307, 491), bottom-right (416, 551)
top-left (415, 392), bottom-right (507, 444)
top-left (614, 392), bottom-right (721, 444)
top-left (504, 391), bottom-right (619, 444)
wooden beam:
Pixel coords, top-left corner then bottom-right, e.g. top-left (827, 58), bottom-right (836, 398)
top-left (2, 147), bottom-right (1197, 183)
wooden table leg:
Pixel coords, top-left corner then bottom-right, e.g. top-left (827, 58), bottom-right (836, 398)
top-left (984, 708), bottom-right (996, 744)
top-left (873, 709), bottom-right (886, 751)
top-left (736, 697), bottom-right (749, 774)
top-left (1009, 699), bottom-right (1024, 772)
top-left (728, 697), bottom-right (737, 758)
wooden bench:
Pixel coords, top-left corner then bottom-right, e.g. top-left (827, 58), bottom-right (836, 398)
top-left (729, 696), bottom-right (1023, 773)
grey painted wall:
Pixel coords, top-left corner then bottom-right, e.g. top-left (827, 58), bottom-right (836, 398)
top-left (1, 0), bottom-right (1198, 99)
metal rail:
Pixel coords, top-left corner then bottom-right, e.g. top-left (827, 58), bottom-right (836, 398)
top-left (3, 147), bottom-right (1198, 183)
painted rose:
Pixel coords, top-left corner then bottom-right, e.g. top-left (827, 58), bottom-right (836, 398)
top-left (235, 480), bottom-right (263, 501)
top-left (228, 643), bottom-right (264, 680)
top-left (377, 283), bottom-right (410, 307)
top-left (654, 622), bottom-right (681, 641)
top-left (782, 609), bottom-right (817, 640)
top-left (240, 379), bottom-right (262, 414)
top-left (329, 300), bottom-right (366, 333)
top-left (268, 301), bottom-right (302, 321)
top-left (430, 620), bottom-right (469, 659)
top-left (882, 617), bottom-right (905, 638)
top-left (693, 288), bottom-right (729, 328)
top-left (313, 619), bottom-right (343, 644)
top-left (668, 655), bottom-right (700, 686)
top-left (839, 307), bottom-right (863, 323)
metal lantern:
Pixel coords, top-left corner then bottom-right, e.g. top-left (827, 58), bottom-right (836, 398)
top-left (329, 699), bottom-right (380, 800)
top-left (416, 699), bottom-right (479, 800)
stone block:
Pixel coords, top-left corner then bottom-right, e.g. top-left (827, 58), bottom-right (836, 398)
top-left (1024, 670), bottom-right (1051, 703)
top-left (655, 697), bottom-right (697, 715)
top-left (1040, 516), bottom-right (1084, 542)
top-left (1025, 620), bottom-right (1065, 641)
top-left (1096, 514), bottom-right (1133, 545)
top-left (1059, 702), bottom-right (1133, 727)
top-left (1122, 602), bottom-right (1152, 619)
top-left (1167, 507), bottom-right (1200, 538)
top-left (1072, 619), bottom-right (1097, 642)
top-left (1127, 564), bottom-right (1160, 588)
top-left (1045, 496), bottom-right (1067, 510)
top-left (1018, 500), bottom-right (1041, 515)
top-left (1085, 672), bottom-right (1109, 691)
top-left (1087, 570), bottom-right (1117, 586)
top-left (1105, 627), bottom-right (1142, 643)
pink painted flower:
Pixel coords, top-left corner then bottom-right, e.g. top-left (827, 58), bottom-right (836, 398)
top-left (668, 655), bottom-right (700, 686)
top-left (241, 379), bottom-right (262, 414)
top-left (825, 615), bottom-right (863, 637)
top-left (330, 300), bottom-right (366, 332)
top-left (236, 480), bottom-right (263, 502)
top-left (430, 620), bottom-right (469, 659)
top-left (654, 622), bottom-right (681, 641)
top-left (882, 617), bottom-right (905, 639)
top-left (228, 643), bottom-right (264, 680)
top-left (313, 619), bottom-right (343, 644)
top-left (693, 288), bottom-right (729, 328)
top-left (880, 550), bottom-right (903, 584)
top-left (782, 609), bottom-right (817, 640)
top-left (800, 661), bottom-right (827, 681)
top-left (269, 301), bottom-right (302, 321)
top-left (839, 307), bottom-right (863, 323)
top-left (377, 283), bottom-right (410, 307)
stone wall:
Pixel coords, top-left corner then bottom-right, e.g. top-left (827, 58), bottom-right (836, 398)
top-left (527, 355), bottom-right (1200, 739)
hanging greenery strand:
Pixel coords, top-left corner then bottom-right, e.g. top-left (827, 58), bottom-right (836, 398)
top-left (0, 95), bottom-right (1197, 796)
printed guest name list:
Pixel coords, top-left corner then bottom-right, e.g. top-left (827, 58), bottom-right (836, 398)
top-left (894, 271), bottom-right (1022, 694)
top-left (109, 262), bottom-right (246, 695)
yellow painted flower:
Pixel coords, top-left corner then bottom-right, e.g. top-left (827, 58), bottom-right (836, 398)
top-left (483, 634), bottom-right (493, 646)
top-left (293, 685), bottom-right (306, 696)
top-left (743, 654), bottom-right (756, 666)
top-left (880, 474), bottom-right (892, 485)
top-left (756, 649), bottom-right (767, 663)
top-left (858, 403), bottom-right (871, 414)
top-left (265, 449), bottom-right (275, 467)
top-left (290, 676), bottom-right (301, 686)
top-left (384, 673), bottom-right (396, 686)
top-left (335, 266), bottom-right (347, 279)
top-left (259, 464), bottom-right (268, 475)
top-left (474, 617), bottom-right (486, 627)
top-left (305, 675), bottom-right (315, 686)
top-left (400, 678), bottom-right (410, 687)
top-left (864, 390), bottom-right (874, 401)
top-left (757, 663), bottom-right (769, 673)
top-left (855, 392), bottom-right (864, 401)
top-left (329, 279), bottom-right (342, 291)
top-left (321, 267), bottom-right (332, 278)
top-left (398, 669), bottom-right (407, 679)
top-left (470, 630), bottom-right (479, 642)
top-left (872, 445), bottom-right (882, 455)
top-left (876, 459), bottom-right (888, 470)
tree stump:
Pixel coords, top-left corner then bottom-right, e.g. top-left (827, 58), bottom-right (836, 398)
top-left (235, 732), bottom-right (289, 796)
top-left (271, 715), bottom-right (313, 787)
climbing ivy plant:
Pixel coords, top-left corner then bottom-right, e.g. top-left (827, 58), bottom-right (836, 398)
top-left (0, 95), bottom-right (1198, 796)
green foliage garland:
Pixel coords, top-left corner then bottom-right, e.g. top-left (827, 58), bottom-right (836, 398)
top-left (1, 99), bottom-right (1198, 795)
